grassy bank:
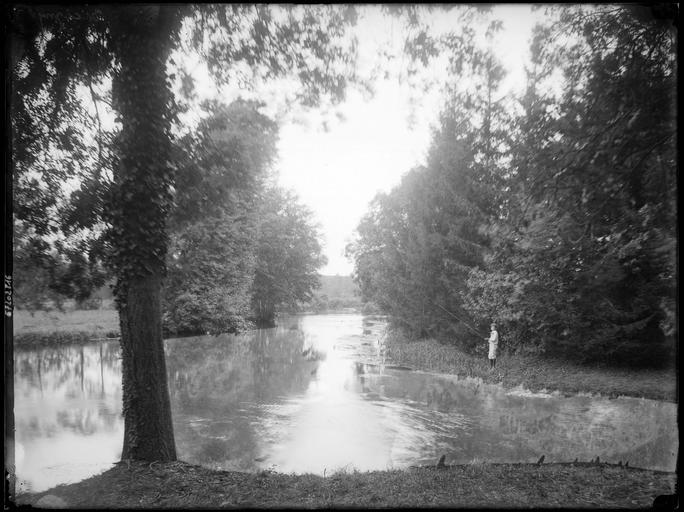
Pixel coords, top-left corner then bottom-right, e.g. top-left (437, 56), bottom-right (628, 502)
top-left (17, 460), bottom-right (675, 509)
top-left (384, 335), bottom-right (677, 402)
top-left (13, 307), bottom-right (120, 348)
top-left (13, 306), bottom-right (119, 334)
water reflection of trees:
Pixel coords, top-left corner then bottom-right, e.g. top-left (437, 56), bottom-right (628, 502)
top-left (14, 342), bottom-right (122, 440)
top-left (16, 342), bottom-right (121, 394)
top-left (352, 368), bottom-right (676, 470)
top-left (165, 326), bottom-right (320, 470)
top-left (15, 326), bottom-right (674, 472)
top-left (166, 328), bottom-right (320, 408)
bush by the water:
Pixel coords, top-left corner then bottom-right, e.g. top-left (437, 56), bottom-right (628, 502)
top-left (163, 289), bottom-right (252, 337)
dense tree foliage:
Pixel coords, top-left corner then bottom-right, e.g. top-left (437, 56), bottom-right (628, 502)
top-left (163, 100), bottom-right (274, 336)
top-left (164, 214), bottom-right (258, 336)
top-left (167, 100), bottom-right (279, 232)
top-left (162, 101), bottom-right (326, 334)
top-left (349, 5), bottom-right (676, 367)
top-left (348, 19), bottom-right (509, 348)
top-left (251, 187), bottom-right (327, 326)
top-left (466, 5), bottom-right (677, 366)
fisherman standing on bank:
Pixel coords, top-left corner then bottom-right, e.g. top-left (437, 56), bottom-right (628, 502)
top-left (486, 323), bottom-right (499, 368)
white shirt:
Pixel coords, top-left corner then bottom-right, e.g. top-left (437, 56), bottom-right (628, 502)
top-left (488, 330), bottom-right (499, 345)
top-left (487, 330), bottom-right (499, 359)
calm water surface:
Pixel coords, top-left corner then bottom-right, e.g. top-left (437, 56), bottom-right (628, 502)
top-left (14, 314), bottom-right (678, 493)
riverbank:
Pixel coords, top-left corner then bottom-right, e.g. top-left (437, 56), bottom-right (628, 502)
top-left (14, 309), bottom-right (677, 403)
top-left (383, 334), bottom-right (677, 402)
top-left (11, 308), bottom-right (364, 348)
top-left (12, 307), bottom-right (120, 348)
top-left (16, 459), bottom-right (675, 509)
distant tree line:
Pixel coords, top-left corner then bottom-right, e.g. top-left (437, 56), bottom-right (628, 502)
top-left (301, 275), bottom-right (363, 313)
top-left (347, 6), bottom-right (676, 367)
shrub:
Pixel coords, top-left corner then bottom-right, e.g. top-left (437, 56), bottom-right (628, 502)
top-left (163, 289), bottom-right (252, 337)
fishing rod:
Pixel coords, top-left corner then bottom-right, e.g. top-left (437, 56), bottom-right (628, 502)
top-left (430, 299), bottom-right (485, 338)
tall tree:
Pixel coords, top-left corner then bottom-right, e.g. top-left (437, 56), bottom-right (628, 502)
top-left (348, 18), bottom-right (511, 348)
top-left (103, 7), bottom-right (181, 460)
top-left (464, 5), bottom-right (677, 365)
top-left (10, 4), bottom-right (361, 461)
top-left (162, 100), bottom-right (328, 334)
top-left (165, 214), bottom-right (257, 336)
top-left (164, 100), bottom-right (277, 336)
top-left (251, 187), bottom-right (327, 326)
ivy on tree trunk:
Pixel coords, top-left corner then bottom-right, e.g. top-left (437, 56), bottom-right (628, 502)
top-left (108, 6), bottom-right (179, 461)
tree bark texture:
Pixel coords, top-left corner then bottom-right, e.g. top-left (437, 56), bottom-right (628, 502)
top-left (119, 275), bottom-right (176, 460)
top-left (109, 6), bottom-right (179, 461)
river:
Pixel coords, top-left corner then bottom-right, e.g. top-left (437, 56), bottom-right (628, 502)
top-left (13, 313), bottom-right (678, 493)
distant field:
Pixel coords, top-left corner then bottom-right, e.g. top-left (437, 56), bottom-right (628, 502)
top-left (13, 277), bottom-right (360, 336)
top-left (13, 302), bottom-right (119, 336)
top-left (13, 277), bottom-right (362, 338)
top-left (11, 280), bottom-right (359, 337)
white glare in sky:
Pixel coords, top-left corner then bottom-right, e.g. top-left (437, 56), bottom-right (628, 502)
top-left (277, 5), bottom-right (542, 275)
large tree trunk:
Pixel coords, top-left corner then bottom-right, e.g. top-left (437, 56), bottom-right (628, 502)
top-left (119, 275), bottom-right (176, 460)
top-left (109, 6), bottom-right (180, 461)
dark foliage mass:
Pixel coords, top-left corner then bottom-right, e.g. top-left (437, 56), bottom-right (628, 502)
top-left (348, 5), bottom-right (676, 367)
top-left (251, 187), bottom-right (327, 326)
top-left (163, 100), bottom-right (268, 336)
top-left (163, 101), bottom-right (326, 334)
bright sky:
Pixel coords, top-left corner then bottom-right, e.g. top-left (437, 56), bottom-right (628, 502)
top-left (186, 4), bottom-right (547, 276)
top-left (277, 5), bottom-right (544, 276)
